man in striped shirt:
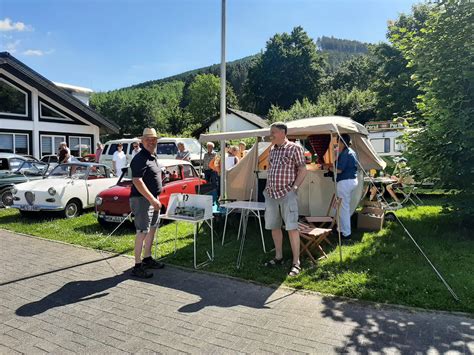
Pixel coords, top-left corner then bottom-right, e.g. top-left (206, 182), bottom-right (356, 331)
top-left (264, 122), bottom-right (307, 276)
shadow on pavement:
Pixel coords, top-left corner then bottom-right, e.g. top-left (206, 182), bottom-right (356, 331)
top-left (15, 265), bottom-right (275, 317)
top-left (320, 297), bottom-right (473, 354)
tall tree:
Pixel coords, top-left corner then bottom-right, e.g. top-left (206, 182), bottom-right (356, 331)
top-left (186, 73), bottom-right (239, 123)
top-left (243, 26), bottom-right (327, 115)
top-left (391, 1), bottom-right (474, 194)
top-left (330, 53), bottom-right (377, 91)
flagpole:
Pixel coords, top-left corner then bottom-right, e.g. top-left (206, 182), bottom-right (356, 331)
top-left (219, 0), bottom-right (227, 199)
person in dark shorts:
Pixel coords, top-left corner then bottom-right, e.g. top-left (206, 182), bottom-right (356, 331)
top-left (129, 127), bottom-right (165, 278)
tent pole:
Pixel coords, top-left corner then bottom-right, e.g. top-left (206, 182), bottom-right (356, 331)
top-left (254, 137), bottom-right (260, 201)
top-left (332, 133), bottom-right (343, 264)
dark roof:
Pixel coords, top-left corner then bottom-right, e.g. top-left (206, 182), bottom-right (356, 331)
top-left (192, 107), bottom-right (268, 137)
top-left (0, 52), bottom-right (119, 134)
top-left (227, 108), bottom-right (268, 128)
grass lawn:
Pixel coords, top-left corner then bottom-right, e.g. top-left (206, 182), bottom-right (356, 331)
top-left (0, 195), bottom-right (472, 314)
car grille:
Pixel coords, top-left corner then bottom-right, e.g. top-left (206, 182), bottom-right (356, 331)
top-left (25, 191), bottom-right (35, 205)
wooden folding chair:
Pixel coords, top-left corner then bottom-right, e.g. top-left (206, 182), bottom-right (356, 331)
top-left (298, 195), bottom-right (341, 264)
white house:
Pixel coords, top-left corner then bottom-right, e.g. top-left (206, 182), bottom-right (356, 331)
top-left (192, 107), bottom-right (268, 138)
top-left (0, 52), bottom-right (119, 159)
top-left (365, 121), bottom-right (405, 157)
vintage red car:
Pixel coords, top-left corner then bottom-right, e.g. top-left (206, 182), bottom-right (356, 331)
top-left (95, 159), bottom-right (205, 226)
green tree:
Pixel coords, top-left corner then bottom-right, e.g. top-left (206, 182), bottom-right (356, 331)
top-left (391, 1), bottom-right (474, 195)
top-left (369, 43), bottom-right (420, 120)
top-left (90, 81), bottom-right (185, 138)
top-left (330, 54), bottom-right (377, 91)
top-left (243, 26), bottom-right (327, 115)
top-left (185, 73), bottom-right (239, 123)
top-left (267, 88), bottom-right (376, 124)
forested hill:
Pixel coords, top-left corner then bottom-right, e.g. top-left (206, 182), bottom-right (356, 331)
top-left (122, 36), bottom-right (369, 95)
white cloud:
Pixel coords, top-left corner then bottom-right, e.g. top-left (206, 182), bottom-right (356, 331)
top-left (0, 18), bottom-right (33, 32)
top-left (23, 49), bottom-right (44, 56)
top-left (23, 49), bottom-right (54, 56)
top-left (2, 40), bottom-right (21, 53)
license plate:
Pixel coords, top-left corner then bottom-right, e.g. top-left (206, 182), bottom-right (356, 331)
top-left (104, 215), bottom-right (126, 222)
top-left (20, 205), bottom-right (40, 211)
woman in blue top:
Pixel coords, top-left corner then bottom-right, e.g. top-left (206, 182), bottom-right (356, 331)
top-left (330, 134), bottom-right (358, 241)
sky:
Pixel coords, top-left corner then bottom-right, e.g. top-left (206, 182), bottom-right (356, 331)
top-left (1, 0), bottom-right (417, 92)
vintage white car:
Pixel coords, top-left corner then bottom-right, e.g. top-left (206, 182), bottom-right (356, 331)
top-left (11, 163), bottom-right (119, 218)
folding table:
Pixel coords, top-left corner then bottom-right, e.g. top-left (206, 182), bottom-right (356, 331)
top-left (155, 193), bottom-right (214, 269)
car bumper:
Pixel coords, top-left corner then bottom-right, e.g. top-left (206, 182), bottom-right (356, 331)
top-left (96, 213), bottom-right (133, 223)
top-left (11, 204), bottom-right (64, 212)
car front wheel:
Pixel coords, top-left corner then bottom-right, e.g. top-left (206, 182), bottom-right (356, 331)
top-left (62, 199), bottom-right (82, 218)
top-left (0, 188), bottom-right (13, 207)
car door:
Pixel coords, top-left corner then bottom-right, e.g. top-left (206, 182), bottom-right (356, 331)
top-left (159, 164), bottom-right (185, 210)
top-left (181, 164), bottom-right (202, 194)
top-left (86, 166), bottom-right (116, 206)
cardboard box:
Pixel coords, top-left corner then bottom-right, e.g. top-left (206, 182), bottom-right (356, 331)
top-left (362, 199), bottom-right (383, 208)
top-left (357, 206), bottom-right (384, 231)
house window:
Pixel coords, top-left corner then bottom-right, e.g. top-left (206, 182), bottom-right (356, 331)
top-left (39, 102), bottom-right (72, 121)
top-left (0, 78), bottom-right (28, 116)
top-left (371, 138), bottom-right (391, 154)
top-left (41, 135), bottom-right (66, 157)
top-left (70, 136), bottom-right (92, 158)
top-left (0, 133), bottom-right (29, 154)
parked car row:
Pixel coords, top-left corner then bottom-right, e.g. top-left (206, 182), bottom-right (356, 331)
top-left (7, 159), bottom-right (205, 223)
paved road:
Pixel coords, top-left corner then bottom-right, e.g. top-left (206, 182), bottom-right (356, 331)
top-left (0, 230), bottom-right (473, 354)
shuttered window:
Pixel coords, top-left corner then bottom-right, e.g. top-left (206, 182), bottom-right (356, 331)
top-left (0, 133), bottom-right (29, 154)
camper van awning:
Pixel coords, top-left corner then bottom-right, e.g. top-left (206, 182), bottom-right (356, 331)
top-left (198, 116), bottom-right (369, 142)
top-left (199, 116), bottom-right (385, 170)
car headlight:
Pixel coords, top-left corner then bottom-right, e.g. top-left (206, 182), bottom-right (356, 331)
top-left (95, 196), bottom-right (103, 206)
top-left (48, 187), bottom-right (56, 196)
top-left (11, 187), bottom-right (18, 195)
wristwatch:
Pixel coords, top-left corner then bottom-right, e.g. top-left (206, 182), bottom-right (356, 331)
top-left (293, 184), bottom-right (298, 191)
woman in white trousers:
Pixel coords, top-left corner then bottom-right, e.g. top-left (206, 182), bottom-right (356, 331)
top-left (330, 134), bottom-right (359, 240)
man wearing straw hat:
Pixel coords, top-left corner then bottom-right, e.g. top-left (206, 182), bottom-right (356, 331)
top-left (129, 128), bottom-right (164, 278)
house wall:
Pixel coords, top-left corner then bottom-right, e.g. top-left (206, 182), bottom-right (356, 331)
top-left (0, 68), bottom-right (99, 159)
top-left (208, 113), bottom-right (261, 133)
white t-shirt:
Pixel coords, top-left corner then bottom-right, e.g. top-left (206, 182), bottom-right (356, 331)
top-left (113, 151), bottom-right (127, 175)
top-left (131, 148), bottom-right (141, 160)
top-left (225, 156), bottom-right (237, 170)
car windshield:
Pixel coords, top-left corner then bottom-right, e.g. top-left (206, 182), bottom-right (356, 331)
top-left (48, 164), bottom-right (88, 179)
top-left (157, 143), bottom-right (178, 155)
top-left (118, 165), bottom-right (173, 185)
top-left (180, 139), bottom-right (204, 155)
top-left (16, 161), bottom-right (50, 176)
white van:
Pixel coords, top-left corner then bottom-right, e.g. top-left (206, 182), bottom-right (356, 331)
top-left (99, 137), bottom-right (204, 169)
top-left (98, 138), bottom-right (141, 169)
top-left (157, 138), bottom-right (205, 167)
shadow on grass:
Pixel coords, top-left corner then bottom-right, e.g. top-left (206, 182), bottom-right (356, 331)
top-left (296, 210), bottom-right (474, 313)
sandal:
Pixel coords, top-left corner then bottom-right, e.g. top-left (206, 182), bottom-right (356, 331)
top-left (288, 264), bottom-right (301, 277)
top-left (264, 257), bottom-right (284, 267)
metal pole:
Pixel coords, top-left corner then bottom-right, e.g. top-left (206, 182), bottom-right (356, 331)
top-left (332, 133), bottom-right (343, 264)
top-left (219, 0), bottom-right (227, 199)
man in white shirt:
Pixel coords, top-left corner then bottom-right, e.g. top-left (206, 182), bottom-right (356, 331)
top-left (112, 143), bottom-right (127, 176)
top-left (131, 141), bottom-right (142, 159)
